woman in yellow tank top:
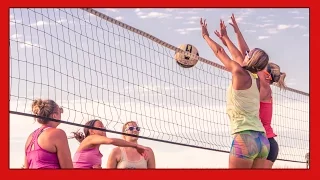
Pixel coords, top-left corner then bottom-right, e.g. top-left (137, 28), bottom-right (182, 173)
top-left (200, 18), bottom-right (270, 168)
top-left (220, 14), bottom-right (288, 169)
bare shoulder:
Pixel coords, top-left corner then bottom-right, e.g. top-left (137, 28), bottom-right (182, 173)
top-left (231, 68), bottom-right (253, 89)
top-left (48, 128), bottom-right (67, 138)
top-left (111, 147), bottom-right (121, 155)
top-left (146, 147), bottom-right (154, 155)
top-left (229, 61), bottom-right (245, 75)
top-left (231, 65), bottom-right (248, 78)
top-left (109, 147), bottom-right (122, 161)
top-left (25, 133), bottom-right (34, 149)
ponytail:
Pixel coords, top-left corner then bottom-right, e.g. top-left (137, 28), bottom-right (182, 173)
top-left (71, 130), bottom-right (85, 143)
top-left (275, 72), bottom-right (286, 90)
top-left (243, 66), bottom-right (259, 74)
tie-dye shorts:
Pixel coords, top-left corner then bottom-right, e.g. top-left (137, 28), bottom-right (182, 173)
top-left (230, 130), bottom-right (270, 160)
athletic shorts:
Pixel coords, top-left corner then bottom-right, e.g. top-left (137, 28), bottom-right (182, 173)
top-left (230, 130), bottom-right (270, 160)
top-left (267, 137), bottom-right (279, 162)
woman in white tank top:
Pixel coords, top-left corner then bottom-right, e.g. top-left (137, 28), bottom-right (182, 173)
top-left (106, 121), bottom-right (156, 169)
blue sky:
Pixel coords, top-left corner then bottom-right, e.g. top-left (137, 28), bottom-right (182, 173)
top-left (9, 8), bottom-right (309, 168)
top-left (96, 8), bottom-right (309, 92)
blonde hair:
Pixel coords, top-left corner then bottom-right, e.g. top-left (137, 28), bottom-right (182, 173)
top-left (122, 121), bottom-right (137, 132)
top-left (244, 48), bottom-right (269, 73)
top-left (122, 121), bottom-right (137, 139)
top-left (31, 99), bottom-right (58, 124)
top-left (268, 62), bottom-right (287, 90)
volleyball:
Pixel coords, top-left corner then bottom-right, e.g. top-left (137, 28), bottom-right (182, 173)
top-left (174, 44), bottom-right (199, 68)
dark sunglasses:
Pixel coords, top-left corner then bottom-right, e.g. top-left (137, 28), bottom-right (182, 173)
top-left (267, 65), bottom-right (276, 83)
top-left (125, 126), bottom-right (140, 131)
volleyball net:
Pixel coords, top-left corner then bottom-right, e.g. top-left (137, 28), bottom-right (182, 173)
top-left (9, 8), bottom-right (309, 163)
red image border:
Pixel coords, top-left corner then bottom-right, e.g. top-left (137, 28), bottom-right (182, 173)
top-left (2, 0), bottom-right (315, 179)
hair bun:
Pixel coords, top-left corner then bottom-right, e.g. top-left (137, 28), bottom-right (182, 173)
top-left (32, 99), bottom-right (43, 115)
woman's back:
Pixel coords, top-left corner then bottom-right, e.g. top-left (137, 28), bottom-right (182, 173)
top-left (226, 71), bottom-right (265, 135)
top-left (25, 127), bottom-right (60, 169)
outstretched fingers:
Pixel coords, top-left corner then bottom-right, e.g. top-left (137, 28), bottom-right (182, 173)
top-left (221, 19), bottom-right (227, 29)
top-left (214, 30), bottom-right (221, 38)
top-left (200, 18), bottom-right (207, 27)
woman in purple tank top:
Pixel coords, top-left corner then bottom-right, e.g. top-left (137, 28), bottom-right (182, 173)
top-left (23, 99), bottom-right (73, 169)
top-left (71, 119), bottom-right (149, 169)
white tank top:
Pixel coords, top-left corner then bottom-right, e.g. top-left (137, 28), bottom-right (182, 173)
top-left (116, 147), bottom-right (148, 169)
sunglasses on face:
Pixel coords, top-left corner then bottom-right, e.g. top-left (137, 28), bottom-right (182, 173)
top-left (263, 70), bottom-right (273, 81)
top-left (266, 65), bottom-right (276, 83)
top-left (125, 126), bottom-right (140, 132)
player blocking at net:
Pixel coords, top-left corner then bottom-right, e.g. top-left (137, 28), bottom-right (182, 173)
top-left (215, 14), bottom-right (287, 168)
top-left (200, 18), bottom-right (270, 168)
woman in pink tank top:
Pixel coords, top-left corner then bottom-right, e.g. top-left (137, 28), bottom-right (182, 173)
top-left (24, 99), bottom-right (73, 169)
top-left (257, 63), bottom-right (286, 168)
top-left (222, 14), bottom-right (287, 168)
top-left (107, 121), bottom-right (156, 169)
top-left (71, 119), bottom-right (149, 169)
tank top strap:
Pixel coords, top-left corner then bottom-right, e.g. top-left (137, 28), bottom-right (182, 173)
top-left (247, 71), bottom-right (259, 91)
top-left (34, 127), bottom-right (52, 147)
top-left (26, 126), bottom-right (51, 152)
top-left (247, 70), bottom-right (258, 78)
top-left (119, 147), bottom-right (128, 162)
top-left (26, 128), bottom-right (42, 152)
top-left (26, 129), bottom-right (37, 152)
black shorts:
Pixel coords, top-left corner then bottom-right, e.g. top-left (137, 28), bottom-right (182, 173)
top-left (267, 137), bottom-right (279, 162)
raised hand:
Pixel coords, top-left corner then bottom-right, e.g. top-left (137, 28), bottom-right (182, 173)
top-left (219, 19), bottom-right (228, 37)
top-left (229, 13), bottom-right (240, 33)
top-left (200, 18), bottom-right (209, 38)
top-left (214, 30), bottom-right (227, 46)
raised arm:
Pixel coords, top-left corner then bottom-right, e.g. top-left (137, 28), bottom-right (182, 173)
top-left (201, 18), bottom-right (241, 74)
top-left (85, 135), bottom-right (132, 147)
top-left (217, 20), bottom-right (245, 66)
top-left (229, 14), bottom-right (250, 61)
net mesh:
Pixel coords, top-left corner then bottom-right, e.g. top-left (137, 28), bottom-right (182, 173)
top-left (10, 8), bottom-right (309, 163)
